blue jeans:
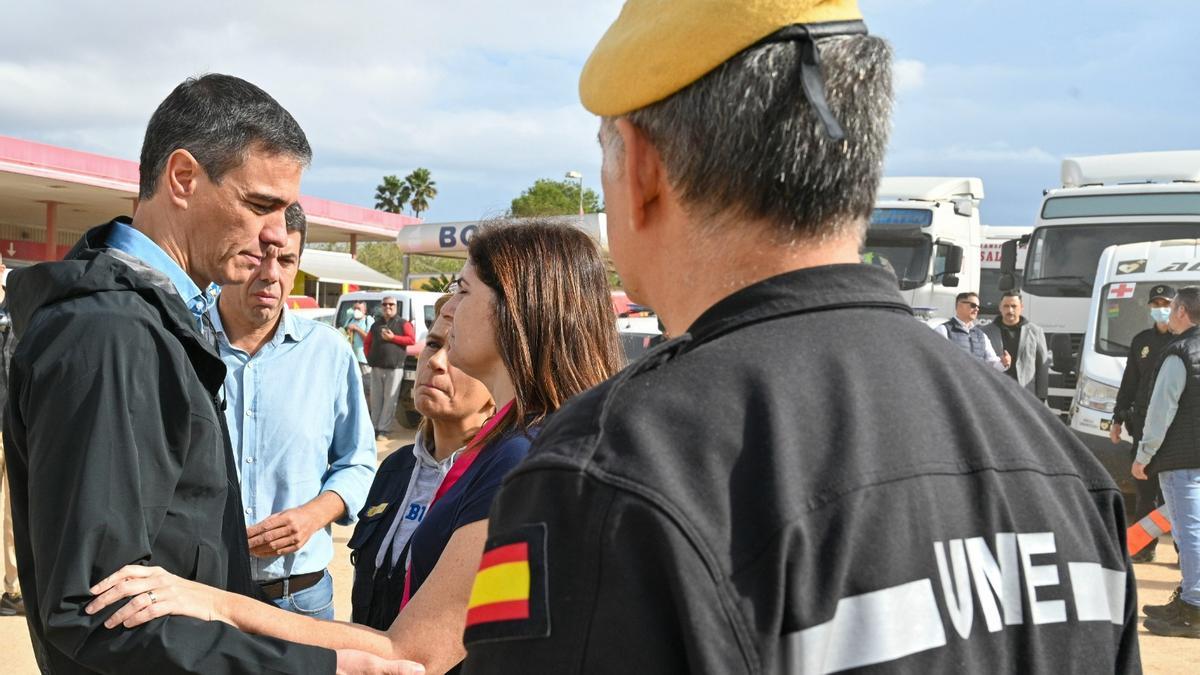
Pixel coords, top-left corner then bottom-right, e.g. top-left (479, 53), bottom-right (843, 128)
top-left (1159, 468), bottom-right (1200, 607)
top-left (270, 570), bottom-right (335, 620)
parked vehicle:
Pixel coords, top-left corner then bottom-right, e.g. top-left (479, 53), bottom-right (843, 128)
top-left (979, 225), bottom-right (1031, 317)
top-left (1001, 150), bottom-right (1200, 418)
top-left (1068, 239), bottom-right (1200, 495)
top-left (862, 177), bottom-right (983, 324)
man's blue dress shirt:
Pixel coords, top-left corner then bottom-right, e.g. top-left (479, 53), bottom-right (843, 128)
top-left (211, 303), bottom-right (377, 581)
top-left (106, 221), bottom-right (218, 328)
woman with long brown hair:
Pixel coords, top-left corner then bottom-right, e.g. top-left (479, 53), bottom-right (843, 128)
top-left (86, 220), bottom-right (624, 675)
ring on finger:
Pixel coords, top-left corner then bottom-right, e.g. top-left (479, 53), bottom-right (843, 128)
top-left (147, 591), bottom-right (158, 605)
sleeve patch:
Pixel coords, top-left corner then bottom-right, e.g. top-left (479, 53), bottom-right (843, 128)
top-left (464, 523), bottom-right (550, 644)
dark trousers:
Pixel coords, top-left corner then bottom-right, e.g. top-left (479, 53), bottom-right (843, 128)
top-left (1132, 441), bottom-right (1163, 551)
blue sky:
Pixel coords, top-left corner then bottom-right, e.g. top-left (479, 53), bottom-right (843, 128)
top-left (1, 1), bottom-right (1196, 227)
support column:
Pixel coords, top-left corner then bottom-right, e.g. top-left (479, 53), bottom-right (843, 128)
top-left (350, 234), bottom-right (358, 259)
top-left (44, 201), bottom-right (58, 260)
top-left (402, 254), bottom-right (411, 290)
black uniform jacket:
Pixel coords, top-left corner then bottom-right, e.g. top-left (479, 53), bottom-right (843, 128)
top-left (462, 265), bottom-right (1139, 674)
top-left (3, 221), bottom-right (334, 674)
top-left (1113, 326), bottom-right (1176, 439)
top-left (349, 443), bottom-right (419, 629)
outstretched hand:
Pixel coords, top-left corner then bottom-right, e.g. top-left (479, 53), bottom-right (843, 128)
top-left (336, 649), bottom-right (425, 675)
top-left (86, 564), bottom-right (224, 628)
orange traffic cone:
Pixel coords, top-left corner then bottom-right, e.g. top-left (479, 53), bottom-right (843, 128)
top-left (1127, 506), bottom-right (1171, 556)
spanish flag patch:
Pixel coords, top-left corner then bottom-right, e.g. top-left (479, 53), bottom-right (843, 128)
top-left (464, 524), bottom-right (550, 644)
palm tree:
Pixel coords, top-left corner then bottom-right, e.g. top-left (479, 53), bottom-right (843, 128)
top-left (405, 168), bottom-right (438, 218)
top-left (374, 175), bottom-right (410, 213)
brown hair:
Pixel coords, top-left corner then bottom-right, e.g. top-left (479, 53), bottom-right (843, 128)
top-left (468, 220), bottom-right (624, 447)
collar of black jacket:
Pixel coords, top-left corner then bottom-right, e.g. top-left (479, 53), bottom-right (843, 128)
top-left (682, 264), bottom-right (912, 349)
top-left (7, 218), bottom-right (226, 394)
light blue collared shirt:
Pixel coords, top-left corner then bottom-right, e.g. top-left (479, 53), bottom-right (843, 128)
top-left (1137, 354), bottom-right (1187, 464)
top-left (211, 303), bottom-right (377, 581)
top-left (106, 221), bottom-right (219, 328)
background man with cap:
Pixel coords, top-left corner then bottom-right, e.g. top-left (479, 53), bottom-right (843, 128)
top-left (462, 1), bottom-right (1138, 673)
top-left (1111, 283), bottom-right (1177, 563)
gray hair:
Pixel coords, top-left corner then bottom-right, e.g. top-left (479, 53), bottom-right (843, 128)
top-left (285, 202), bottom-right (308, 254)
top-left (603, 35), bottom-right (893, 244)
top-left (1173, 286), bottom-right (1200, 323)
top-left (138, 73), bottom-right (312, 199)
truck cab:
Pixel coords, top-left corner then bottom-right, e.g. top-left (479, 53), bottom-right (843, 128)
top-left (1069, 239), bottom-right (1200, 495)
top-left (863, 177), bottom-right (983, 323)
top-left (1001, 151), bottom-right (1200, 419)
top-left (980, 225), bottom-right (1031, 318)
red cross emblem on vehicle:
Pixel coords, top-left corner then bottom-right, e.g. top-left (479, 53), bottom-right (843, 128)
top-left (1108, 283), bottom-right (1136, 299)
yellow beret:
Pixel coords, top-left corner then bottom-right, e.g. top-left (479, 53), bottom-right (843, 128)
top-left (581, 0), bottom-right (864, 117)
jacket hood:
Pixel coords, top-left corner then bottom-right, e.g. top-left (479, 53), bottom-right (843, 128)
top-left (7, 219), bottom-right (197, 340)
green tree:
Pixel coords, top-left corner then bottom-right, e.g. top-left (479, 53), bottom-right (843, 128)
top-left (405, 168), bottom-right (438, 218)
top-left (424, 273), bottom-right (456, 293)
top-left (510, 178), bottom-right (602, 217)
top-left (355, 243), bottom-right (462, 284)
top-left (374, 175), bottom-right (410, 213)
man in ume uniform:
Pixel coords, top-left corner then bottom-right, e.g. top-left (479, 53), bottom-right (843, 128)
top-left (461, 1), bottom-right (1140, 673)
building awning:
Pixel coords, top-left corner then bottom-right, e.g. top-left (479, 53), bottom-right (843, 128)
top-left (299, 249), bottom-right (405, 289)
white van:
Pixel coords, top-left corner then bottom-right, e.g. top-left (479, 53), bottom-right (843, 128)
top-left (1068, 239), bottom-right (1200, 495)
top-left (1001, 151), bottom-right (1200, 418)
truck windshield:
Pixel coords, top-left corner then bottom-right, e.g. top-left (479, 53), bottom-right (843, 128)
top-left (1094, 282), bottom-right (1176, 356)
top-left (861, 233), bottom-right (932, 291)
top-left (1025, 223), bottom-right (1200, 297)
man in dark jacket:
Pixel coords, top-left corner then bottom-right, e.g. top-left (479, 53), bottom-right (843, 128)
top-left (983, 291), bottom-right (1049, 400)
top-left (1111, 284), bottom-right (1177, 562)
top-left (365, 296), bottom-right (415, 439)
top-left (3, 75), bottom-right (415, 674)
top-left (462, 1), bottom-right (1139, 672)
top-left (1132, 286), bottom-right (1200, 638)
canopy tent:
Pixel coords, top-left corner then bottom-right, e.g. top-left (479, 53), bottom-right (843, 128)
top-left (298, 248), bottom-right (405, 289)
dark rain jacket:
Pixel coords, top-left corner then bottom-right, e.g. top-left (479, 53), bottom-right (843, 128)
top-left (462, 264), bottom-right (1139, 674)
top-left (2, 221), bottom-right (334, 674)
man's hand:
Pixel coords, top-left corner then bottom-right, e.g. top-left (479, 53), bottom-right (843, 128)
top-left (336, 649), bottom-right (424, 675)
top-left (381, 327), bottom-right (395, 341)
top-left (247, 492), bottom-right (346, 557)
top-left (1131, 462), bottom-right (1149, 481)
top-left (1001, 350), bottom-right (1012, 369)
top-left (1109, 422), bottom-right (1123, 445)
top-left (346, 324), bottom-right (366, 337)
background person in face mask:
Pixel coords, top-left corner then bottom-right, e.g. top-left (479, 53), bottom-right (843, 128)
top-left (1111, 284), bottom-right (1178, 563)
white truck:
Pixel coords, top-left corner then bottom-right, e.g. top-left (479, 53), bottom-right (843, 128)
top-left (862, 177), bottom-right (983, 323)
top-left (980, 225), bottom-right (1031, 317)
top-left (1068, 239), bottom-right (1200, 495)
top-left (1000, 150), bottom-right (1200, 418)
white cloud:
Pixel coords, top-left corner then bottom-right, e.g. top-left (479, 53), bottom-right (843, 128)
top-left (0, 0), bottom-right (623, 219)
top-left (893, 59), bottom-right (926, 93)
